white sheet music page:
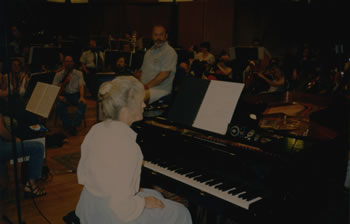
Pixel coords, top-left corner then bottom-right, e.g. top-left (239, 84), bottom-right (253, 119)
top-left (193, 81), bottom-right (244, 135)
top-left (26, 82), bottom-right (60, 118)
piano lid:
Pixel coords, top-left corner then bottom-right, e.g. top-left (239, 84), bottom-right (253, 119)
top-left (242, 91), bottom-right (347, 141)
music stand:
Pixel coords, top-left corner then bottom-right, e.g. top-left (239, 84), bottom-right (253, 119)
top-left (168, 77), bottom-right (244, 135)
top-left (24, 72), bottom-right (55, 101)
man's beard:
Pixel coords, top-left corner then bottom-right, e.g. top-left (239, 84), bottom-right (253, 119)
top-left (154, 40), bottom-right (165, 47)
top-left (65, 66), bottom-right (73, 73)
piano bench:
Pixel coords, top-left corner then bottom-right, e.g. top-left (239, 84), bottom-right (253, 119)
top-left (63, 210), bottom-right (80, 224)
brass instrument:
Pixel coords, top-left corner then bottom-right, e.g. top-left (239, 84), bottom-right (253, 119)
top-left (129, 31), bottom-right (137, 67)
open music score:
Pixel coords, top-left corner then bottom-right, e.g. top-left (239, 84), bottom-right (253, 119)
top-left (26, 82), bottom-right (60, 118)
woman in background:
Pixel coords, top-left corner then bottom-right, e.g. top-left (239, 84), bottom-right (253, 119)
top-left (0, 58), bottom-right (29, 98)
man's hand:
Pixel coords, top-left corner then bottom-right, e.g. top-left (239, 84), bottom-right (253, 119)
top-left (79, 97), bottom-right (87, 104)
top-left (62, 75), bottom-right (71, 86)
top-left (144, 196), bottom-right (164, 209)
top-left (58, 96), bottom-right (66, 102)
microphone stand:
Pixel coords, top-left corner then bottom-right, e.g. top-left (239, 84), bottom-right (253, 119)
top-left (3, 63), bottom-right (23, 224)
top-left (1, 1), bottom-right (23, 223)
top-left (129, 32), bottom-right (137, 70)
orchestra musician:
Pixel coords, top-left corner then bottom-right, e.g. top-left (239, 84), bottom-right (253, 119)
top-left (80, 38), bottom-right (104, 98)
top-left (113, 56), bottom-right (132, 76)
top-left (257, 64), bottom-right (285, 93)
top-left (75, 76), bottom-right (192, 224)
top-left (0, 58), bottom-right (29, 98)
top-left (52, 56), bottom-right (86, 136)
top-left (0, 97), bottom-right (47, 198)
top-left (0, 58), bottom-right (41, 138)
top-left (242, 60), bottom-right (269, 94)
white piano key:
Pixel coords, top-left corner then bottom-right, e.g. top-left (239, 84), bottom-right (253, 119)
top-left (144, 161), bottom-right (263, 210)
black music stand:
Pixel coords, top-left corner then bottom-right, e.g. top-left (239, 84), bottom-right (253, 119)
top-left (168, 77), bottom-right (245, 135)
top-left (24, 72), bottom-right (55, 101)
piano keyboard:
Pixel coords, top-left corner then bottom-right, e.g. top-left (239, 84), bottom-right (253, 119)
top-left (143, 160), bottom-right (263, 210)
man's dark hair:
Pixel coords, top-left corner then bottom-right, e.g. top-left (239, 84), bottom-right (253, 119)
top-left (200, 41), bottom-right (211, 51)
top-left (152, 24), bottom-right (168, 34)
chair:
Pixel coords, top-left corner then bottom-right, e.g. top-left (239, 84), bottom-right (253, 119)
top-left (54, 104), bottom-right (87, 129)
top-left (63, 210), bottom-right (80, 224)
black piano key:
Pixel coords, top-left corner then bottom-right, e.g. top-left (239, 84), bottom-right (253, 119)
top-left (172, 167), bottom-right (184, 172)
top-left (215, 181), bottom-right (233, 191)
top-left (163, 163), bottom-right (177, 169)
top-left (215, 183), bottom-right (234, 191)
top-left (166, 164), bottom-right (179, 170)
top-left (206, 179), bottom-right (223, 186)
top-left (174, 168), bottom-right (184, 174)
top-left (149, 158), bottom-right (162, 163)
top-left (155, 161), bottom-right (167, 166)
top-left (244, 192), bottom-right (260, 201)
top-left (176, 168), bottom-right (193, 175)
top-left (238, 192), bottom-right (250, 200)
top-left (213, 183), bottom-right (225, 189)
top-left (194, 175), bottom-right (214, 182)
top-left (228, 186), bottom-right (246, 195)
top-left (215, 184), bottom-right (229, 190)
top-left (185, 172), bottom-right (201, 178)
top-left (204, 179), bottom-right (215, 185)
top-left (183, 171), bottom-right (194, 176)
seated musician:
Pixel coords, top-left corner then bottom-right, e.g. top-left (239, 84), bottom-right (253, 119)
top-left (0, 58), bottom-right (29, 99)
top-left (113, 56), bottom-right (132, 76)
top-left (52, 56), bottom-right (86, 136)
top-left (0, 97), bottom-right (46, 198)
top-left (0, 58), bottom-right (42, 138)
top-left (136, 25), bottom-right (177, 104)
top-left (194, 41), bottom-right (215, 65)
top-left (205, 50), bottom-right (233, 81)
top-left (76, 76), bottom-right (192, 224)
top-left (257, 64), bottom-right (285, 93)
top-left (80, 38), bottom-right (104, 98)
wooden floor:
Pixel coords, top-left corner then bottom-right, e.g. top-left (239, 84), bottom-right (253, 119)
top-left (1, 98), bottom-right (98, 224)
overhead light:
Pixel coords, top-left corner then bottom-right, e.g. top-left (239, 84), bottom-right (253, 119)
top-left (70, 0), bottom-right (88, 3)
top-left (158, 0), bottom-right (193, 2)
top-left (47, 0), bottom-right (65, 3)
top-left (47, 0), bottom-right (88, 3)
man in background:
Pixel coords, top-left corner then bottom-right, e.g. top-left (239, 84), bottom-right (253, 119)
top-left (80, 39), bottom-right (104, 98)
top-left (53, 56), bottom-right (86, 136)
top-left (136, 25), bottom-right (177, 104)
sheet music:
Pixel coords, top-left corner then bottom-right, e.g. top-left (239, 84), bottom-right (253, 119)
top-left (193, 81), bottom-right (244, 135)
top-left (36, 84), bottom-right (60, 118)
top-left (26, 82), bottom-right (60, 118)
top-left (26, 82), bottom-right (47, 113)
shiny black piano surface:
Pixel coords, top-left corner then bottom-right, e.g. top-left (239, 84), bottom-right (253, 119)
top-left (132, 91), bottom-right (349, 224)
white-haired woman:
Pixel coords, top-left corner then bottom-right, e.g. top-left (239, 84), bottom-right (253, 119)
top-left (76, 76), bottom-right (192, 224)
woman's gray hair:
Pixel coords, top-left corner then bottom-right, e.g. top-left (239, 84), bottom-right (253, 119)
top-left (98, 76), bottom-right (144, 120)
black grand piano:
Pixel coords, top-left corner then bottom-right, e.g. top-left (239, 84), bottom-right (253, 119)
top-left (132, 78), bottom-right (349, 224)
